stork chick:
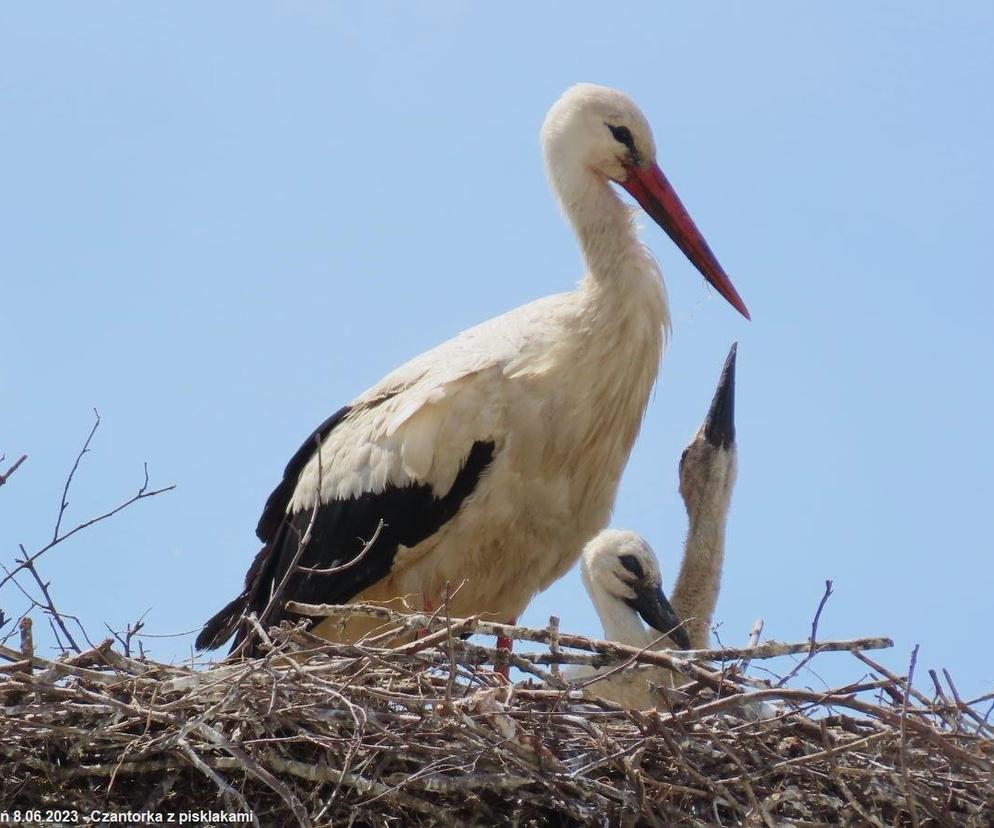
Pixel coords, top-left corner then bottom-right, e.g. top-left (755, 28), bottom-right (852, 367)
top-left (572, 531), bottom-right (688, 708)
top-left (580, 530), bottom-right (690, 652)
top-left (670, 342), bottom-right (738, 650)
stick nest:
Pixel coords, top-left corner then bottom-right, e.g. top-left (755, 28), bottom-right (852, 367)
top-left (1, 609), bottom-right (992, 828)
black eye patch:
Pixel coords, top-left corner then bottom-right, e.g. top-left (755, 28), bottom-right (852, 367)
top-left (606, 123), bottom-right (636, 153)
top-left (618, 553), bottom-right (644, 579)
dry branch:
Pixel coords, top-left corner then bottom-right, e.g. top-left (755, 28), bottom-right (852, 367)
top-left (1, 412), bottom-right (174, 661)
top-left (0, 453), bottom-right (27, 487)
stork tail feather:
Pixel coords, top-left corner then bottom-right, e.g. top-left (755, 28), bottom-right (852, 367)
top-left (194, 591), bottom-right (248, 651)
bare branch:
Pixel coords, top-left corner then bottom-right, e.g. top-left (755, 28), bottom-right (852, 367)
top-left (18, 616), bottom-right (33, 671)
top-left (105, 610), bottom-right (150, 659)
top-left (288, 601), bottom-right (892, 666)
top-left (53, 409), bottom-right (101, 542)
top-left (738, 617), bottom-right (764, 673)
top-left (0, 454), bottom-right (27, 488)
top-left (776, 579), bottom-right (833, 687)
top-left (296, 520), bottom-right (384, 576)
top-left (1, 475), bottom-right (174, 594)
top-left (18, 545), bottom-right (80, 653)
top-left (900, 644), bottom-right (922, 828)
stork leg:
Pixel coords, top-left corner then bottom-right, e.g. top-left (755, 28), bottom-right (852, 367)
top-left (495, 619), bottom-right (517, 681)
top-left (418, 595), bottom-right (434, 640)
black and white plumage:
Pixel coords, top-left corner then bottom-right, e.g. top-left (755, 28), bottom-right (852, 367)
top-left (196, 83), bottom-right (748, 653)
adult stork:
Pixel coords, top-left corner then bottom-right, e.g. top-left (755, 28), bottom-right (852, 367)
top-left (573, 344), bottom-right (738, 707)
top-left (195, 84), bottom-right (749, 656)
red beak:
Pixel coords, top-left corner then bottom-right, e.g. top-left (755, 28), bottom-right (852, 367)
top-left (621, 163), bottom-right (750, 320)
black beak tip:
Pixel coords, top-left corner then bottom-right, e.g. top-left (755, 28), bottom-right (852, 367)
top-left (670, 626), bottom-right (692, 650)
top-left (630, 584), bottom-right (692, 651)
top-left (703, 342), bottom-right (737, 449)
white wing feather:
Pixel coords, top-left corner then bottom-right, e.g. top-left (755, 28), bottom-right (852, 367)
top-left (289, 294), bottom-right (571, 512)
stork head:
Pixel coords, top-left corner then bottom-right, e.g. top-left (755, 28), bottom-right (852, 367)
top-left (542, 83), bottom-right (750, 320)
top-left (680, 343), bottom-right (739, 515)
top-left (580, 529), bottom-right (691, 649)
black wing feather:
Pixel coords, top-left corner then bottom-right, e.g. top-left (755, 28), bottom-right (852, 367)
top-left (244, 438), bottom-right (494, 630)
top-left (196, 399), bottom-right (495, 653)
top-left (255, 405), bottom-right (352, 544)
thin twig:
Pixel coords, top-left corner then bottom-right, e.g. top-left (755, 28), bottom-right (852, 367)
top-left (548, 615), bottom-right (561, 679)
top-left (776, 579), bottom-right (833, 687)
top-left (0, 454), bottom-right (27, 487)
top-left (738, 617), bottom-right (764, 673)
top-left (18, 617), bottom-right (33, 673)
top-left (900, 644), bottom-right (922, 828)
top-left (53, 409), bottom-right (101, 541)
top-left (1, 466), bottom-right (174, 592)
top-left (296, 520), bottom-right (384, 576)
top-left (18, 546), bottom-right (80, 653)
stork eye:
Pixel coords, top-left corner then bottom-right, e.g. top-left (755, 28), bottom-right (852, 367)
top-left (606, 123), bottom-right (635, 151)
top-left (618, 554), bottom-right (644, 579)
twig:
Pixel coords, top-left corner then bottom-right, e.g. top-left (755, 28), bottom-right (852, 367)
top-left (548, 615), bottom-right (561, 679)
top-left (443, 583), bottom-right (458, 701)
top-left (287, 602), bottom-right (891, 664)
top-left (900, 644), bottom-right (921, 828)
top-left (18, 617), bottom-right (33, 674)
top-left (738, 617), bottom-right (764, 673)
top-left (818, 722), bottom-right (886, 828)
top-left (939, 667), bottom-right (994, 738)
top-left (776, 579), bottom-right (833, 687)
top-left (1, 465), bottom-right (175, 592)
top-left (296, 519), bottom-right (384, 576)
top-left (177, 737), bottom-right (257, 825)
top-left (53, 409), bottom-right (102, 542)
top-left (19, 545), bottom-right (81, 653)
top-left (106, 612), bottom-right (149, 660)
top-left (0, 454), bottom-right (27, 487)
top-left (196, 721), bottom-right (312, 827)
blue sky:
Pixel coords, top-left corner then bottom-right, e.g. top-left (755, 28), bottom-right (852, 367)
top-left (2, 4), bottom-right (992, 699)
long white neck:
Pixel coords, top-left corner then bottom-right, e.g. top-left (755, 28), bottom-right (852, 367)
top-left (524, 157), bottom-right (670, 538)
top-left (583, 577), bottom-right (655, 648)
top-left (548, 161), bottom-right (670, 336)
top-left (671, 471), bottom-right (735, 650)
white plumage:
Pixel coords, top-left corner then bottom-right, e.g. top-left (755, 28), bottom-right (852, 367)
top-left (572, 530), bottom-right (687, 709)
top-left (196, 84), bottom-right (748, 654)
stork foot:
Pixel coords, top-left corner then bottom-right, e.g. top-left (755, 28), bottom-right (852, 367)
top-left (417, 595), bottom-right (435, 640)
top-left (495, 626), bottom-right (515, 681)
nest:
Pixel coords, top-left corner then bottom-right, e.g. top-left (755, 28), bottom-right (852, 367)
top-left (1, 605), bottom-right (992, 828)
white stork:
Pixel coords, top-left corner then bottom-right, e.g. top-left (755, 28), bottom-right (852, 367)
top-left (195, 84), bottom-right (749, 656)
top-left (573, 344), bottom-right (738, 707)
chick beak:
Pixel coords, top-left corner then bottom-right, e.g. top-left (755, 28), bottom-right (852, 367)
top-left (703, 342), bottom-right (737, 450)
top-left (627, 582), bottom-right (692, 650)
